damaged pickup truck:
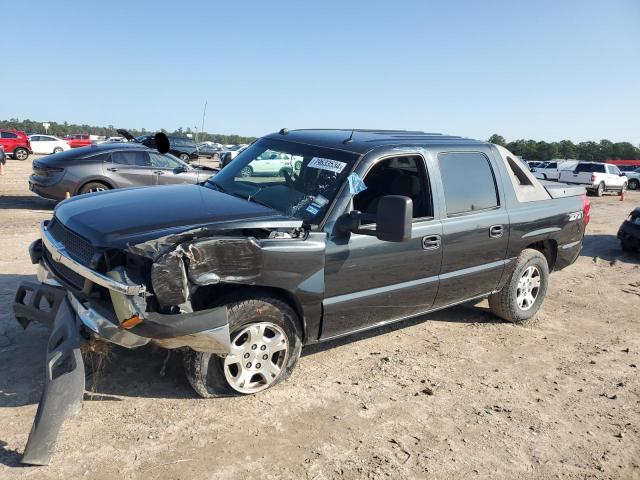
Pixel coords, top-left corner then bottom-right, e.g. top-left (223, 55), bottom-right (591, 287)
top-left (14, 129), bottom-right (589, 464)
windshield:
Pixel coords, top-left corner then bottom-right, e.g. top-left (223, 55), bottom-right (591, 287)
top-left (206, 138), bottom-right (358, 223)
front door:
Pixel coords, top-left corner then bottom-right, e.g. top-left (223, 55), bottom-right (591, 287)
top-left (432, 151), bottom-right (509, 307)
top-left (322, 154), bottom-right (442, 339)
top-left (106, 150), bottom-right (155, 188)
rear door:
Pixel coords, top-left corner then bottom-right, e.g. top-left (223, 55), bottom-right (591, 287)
top-left (106, 150), bottom-right (155, 187)
top-left (1, 131), bottom-right (18, 154)
top-left (432, 150), bottom-right (509, 307)
top-left (30, 136), bottom-right (45, 154)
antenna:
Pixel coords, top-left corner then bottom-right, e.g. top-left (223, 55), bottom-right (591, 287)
top-left (343, 129), bottom-right (355, 144)
top-left (200, 100), bottom-right (207, 141)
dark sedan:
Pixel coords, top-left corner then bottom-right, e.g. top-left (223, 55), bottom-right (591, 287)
top-left (29, 143), bottom-right (217, 201)
top-left (618, 207), bottom-right (640, 252)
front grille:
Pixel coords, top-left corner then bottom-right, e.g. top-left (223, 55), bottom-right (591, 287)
top-left (43, 246), bottom-right (86, 290)
top-left (48, 217), bottom-right (96, 266)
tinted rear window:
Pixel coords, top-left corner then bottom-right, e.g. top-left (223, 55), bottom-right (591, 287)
top-left (575, 163), bottom-right (605, 173)
top-left (438, 152), bottom-right (499, 215)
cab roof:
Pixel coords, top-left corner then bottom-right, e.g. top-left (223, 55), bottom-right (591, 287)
top-left (263, 129), bottom-right (485, 154)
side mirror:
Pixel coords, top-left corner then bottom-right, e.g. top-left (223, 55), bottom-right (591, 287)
top-left (335, 195), bottom-right (412, 242)
top-left (174, 165), bottom-right (188, 173)
top-left (375, 195), bottom-right (412, 242)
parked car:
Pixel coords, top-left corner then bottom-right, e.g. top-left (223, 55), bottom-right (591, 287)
top-left (13, 129), bottom-right (590, 465)
top-left (219, 144), bottom-right (249, 167)
top-left (28, 142), bottom-right (217, 201)
top-left (96, 136), bottom-right (128, 144)
top-left (64, 134), bottom-right (92, 148)
top-left (116, 129), bottom-right (199, 162)
top-left (29, 135), bottom-right (71, 155)
top-left (625, 168), bottom-right (640, 190)
top-left (197, 143), bottom-right (223, 159)
top-left (237, 149), bottom-right (303, 177)
top-left (618, 207), bottom-right (640, 252)
top-left (558, 161), bottom-right (628, 196)
top-left (0, 129), bottom-right (32, 160)
top-left (526, 161), bottom-right (545, 170)
top-left (531, 160), bottom-right (578, 180)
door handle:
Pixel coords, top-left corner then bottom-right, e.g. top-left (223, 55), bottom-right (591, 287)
top-left (154, 170), bottom-right (165, 175)
top-left (107, 167), bottom-right (118, 172)
top-left (489, 225), bottom-right (504, 238)
top-left (422, 235), bottom-right (441, 250)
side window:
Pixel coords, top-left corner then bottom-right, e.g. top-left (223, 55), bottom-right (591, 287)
top-left (1, 132), bottom-right (18, 139)
top-left (548, 162), bottom-right (557, 169)
top-left (31, 136), bottom-right (41, 141)
top-left (111, 151), bottom-right (150, 167)
top-left (438, 152), bottom-right (498, 215)
top-left (609, 165), bottom-right (621, 175)
top-left (149, 152), bottom-right (181, 169)
top-left (353, 155), bottom-right (431, 219)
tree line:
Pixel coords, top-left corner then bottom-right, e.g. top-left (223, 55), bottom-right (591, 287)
top-left (488, 134), bottom-right (640, 162)
top-left (0, 118), bottom-right (257, 146)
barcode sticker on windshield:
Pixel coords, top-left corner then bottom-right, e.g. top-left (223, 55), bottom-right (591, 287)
top-left (308, 157), bottom-right (346, 174)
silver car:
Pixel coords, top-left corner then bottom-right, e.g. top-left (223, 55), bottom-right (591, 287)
top-left (29, 143), bottom-right (217, 201)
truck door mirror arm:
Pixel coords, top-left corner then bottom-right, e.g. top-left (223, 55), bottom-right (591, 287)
top-left (335, 195), bottom-right (413, 242)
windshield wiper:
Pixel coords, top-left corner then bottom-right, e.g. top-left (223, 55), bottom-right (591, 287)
top-left (205, 179), bottom-right (226, 193)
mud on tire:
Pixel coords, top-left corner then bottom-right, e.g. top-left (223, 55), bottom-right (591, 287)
top-left (184, 295), bottom-right (302, 398)
top-left (489, 248), bottom-right (549, 323)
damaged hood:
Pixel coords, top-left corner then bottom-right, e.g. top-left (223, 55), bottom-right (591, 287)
top-left (54, 184), bottom-right (300, 248)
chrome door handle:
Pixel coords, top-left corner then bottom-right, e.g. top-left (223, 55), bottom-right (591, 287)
top-left (154, 170), bottom-right (165, 175)
top-left (107, 167), bottom-right (118, 172)
top-left (489, 225), bottom-right (503, 238)
top-left (422, 235), bottom-right (441, 250)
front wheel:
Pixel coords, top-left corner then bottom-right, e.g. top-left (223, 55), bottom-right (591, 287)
top-left (619, 182), bottom-right (627, 195)
top-left (489, 249), bottom-right (549, 323)
top-left (629, 179), bottom-right (640, 190)
top-left (179, 153), bottom-right (190, 162)
top-left (239, 165), bottom-right (253, 177)
top-left (13, 148), bottom-right (29, 161)
top-left (184, 296), bottom-right (302, 398)
top-left (53, 147), bottom-right (63, 154)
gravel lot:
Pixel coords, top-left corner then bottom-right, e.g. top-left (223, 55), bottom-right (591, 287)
top-left (1, 156), bottom-right (639, 479)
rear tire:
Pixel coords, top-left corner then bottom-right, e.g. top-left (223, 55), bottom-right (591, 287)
top-left (13, 148), bottom-right (29, 161)
top-left (53, 147), bottom-right (63, 153)
top-left (184, 296), bottom-right (302, 398)
top-left (239, 165), bottom-right (253, 177)
top-left (78, 181), bottom-right (110, 195)
top-left (489, 249), bottom-right (549, 323)
top-left (179, 153), bottom-right (189, 162)
top-left (596, 182), bottom-right (605, 197)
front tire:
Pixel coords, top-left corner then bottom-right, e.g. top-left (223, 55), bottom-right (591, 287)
top-left (13, 148), bottom-right (29, 161)
top-left (184, 296), bottom-right (302, 398)
top-left (53, 147), bottom-right (63, 153)
top-left (629, 179), bottom-right (639, 190)
top-left (179, 153), bottom-right (189, 162)
top-left (489, 249), bottom-right (549, 323)
top-left (239, 165), bottom-right (253, 177)
top-left (619, 182), bottom-right (627, 195)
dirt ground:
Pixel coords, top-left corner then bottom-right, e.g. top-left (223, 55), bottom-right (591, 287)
top-left (0, 156), bottom-right (639, 480)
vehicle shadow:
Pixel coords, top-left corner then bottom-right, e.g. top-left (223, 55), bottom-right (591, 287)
top-left (0, 440), bottom-right (23, 468)
top-left (0, 195), bottom-right (55, 211)
top-left (580, 233), bottom-right (640, 265)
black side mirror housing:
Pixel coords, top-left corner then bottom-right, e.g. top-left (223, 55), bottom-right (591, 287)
top-left (335, 195), bottom-right (413, 242)
top-left (374, 195), bottom-right (412, 242)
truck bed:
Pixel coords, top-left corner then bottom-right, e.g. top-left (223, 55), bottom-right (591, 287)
top-left (540, 180), bottom-right (585, 199)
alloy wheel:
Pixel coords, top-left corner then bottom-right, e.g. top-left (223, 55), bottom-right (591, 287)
top-left (223, 322), bottom-right (289, 394)
top-left (516, 266), bottom-right (541, 311)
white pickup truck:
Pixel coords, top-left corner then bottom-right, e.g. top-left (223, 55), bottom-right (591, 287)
top-left (558, 162), bottom-right (628, 196)
top-left (531, 160), bottom-right (578, 181)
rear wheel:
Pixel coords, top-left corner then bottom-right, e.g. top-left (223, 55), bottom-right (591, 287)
top-left (184, 296), bottom-right (302, 398)
top-left (53, 147), bottom-right (63, 154)
top-left (239, 165), bottom-right (253, 177)
top-left (13, 148), bottom-right (29, 161)
top-left (489, 249), bottom-right (549, 323)
top-left (179, 153), bottom-right (189, 162)
top-left (596, 182), bottom-right (605, 197)
top-left (619, 182), bottom-right (627, 195)
top-left (78, 181), bottom-right (110, 195)
top-left (629, 179), bottom-right (640, 190)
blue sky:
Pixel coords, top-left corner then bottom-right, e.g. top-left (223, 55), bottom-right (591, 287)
top-left (2, 0), bottom-right (639, 143)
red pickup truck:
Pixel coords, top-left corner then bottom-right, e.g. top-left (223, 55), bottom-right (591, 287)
top-left (64, 133), bottom-right (92, 148)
